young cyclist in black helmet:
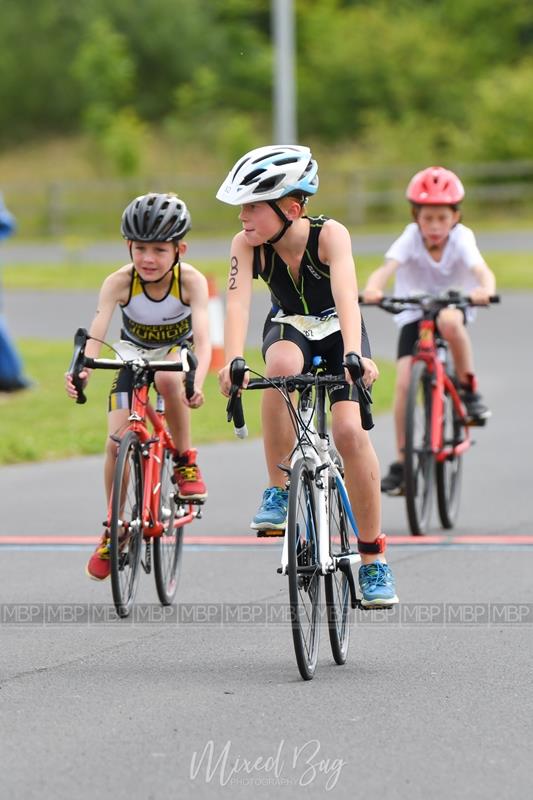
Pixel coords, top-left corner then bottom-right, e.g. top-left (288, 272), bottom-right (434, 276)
top-left (65, 192), bottom-right (211, 581)
top-left (216, 145), bottom-right (398, 607)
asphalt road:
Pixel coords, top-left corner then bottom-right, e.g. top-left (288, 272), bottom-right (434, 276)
top-left (1, 279), bottom-right (532, 798)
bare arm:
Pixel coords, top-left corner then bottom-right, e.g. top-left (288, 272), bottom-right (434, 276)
top-left (322, 220), bottom-right (379, 387)
top-left (219, 233), bottom-right (254, 395)
top-left (65, 268), bottom-right (128, 399)
top-left (470, 261), bottom-right (496, 303)
top-left (181, 264), bottom-right (212, 394)
top-left (362, 258), bottom-right (399, 302)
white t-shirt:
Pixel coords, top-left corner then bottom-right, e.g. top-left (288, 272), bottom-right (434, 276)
top-left (385, 223), bottom-right (484, 327)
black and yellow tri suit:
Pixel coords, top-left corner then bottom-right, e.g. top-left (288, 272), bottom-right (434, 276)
top-left (120, 264), bottom-right (192, 348)
top-left (109, 265), bottom-right (192, 411)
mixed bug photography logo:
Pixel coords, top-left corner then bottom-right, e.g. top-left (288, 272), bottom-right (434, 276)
top-left (190, 738), bottom-right (346, 790)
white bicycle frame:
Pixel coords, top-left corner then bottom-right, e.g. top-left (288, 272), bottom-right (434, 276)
top-left (279, 395), bottom-right (361, 577)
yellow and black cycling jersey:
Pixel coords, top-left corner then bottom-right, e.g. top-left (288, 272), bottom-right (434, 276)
top-left (120, 264), bottom-right (192, 348)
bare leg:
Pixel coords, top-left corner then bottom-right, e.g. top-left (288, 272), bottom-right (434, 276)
top-left (437, 309), bottom-right (474, 384)
top-left (155, 371), bottom-right (192, 455)
top-left (261, 340), bottom-right (304, 487)
top-left (332, 401), bottom-right (386, 565)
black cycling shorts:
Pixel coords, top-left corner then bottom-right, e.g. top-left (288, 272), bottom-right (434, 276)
top-left (108, 338), bottom-right (192, 412)
top-left (397, 312), bottom-right (467, 359)
top-left (261, 311), bottom-right (371, 405)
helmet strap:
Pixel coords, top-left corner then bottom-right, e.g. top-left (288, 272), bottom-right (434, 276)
top-left (266, 201), bottom-right (292, 244)
top-left (137, 266), bottom-right (174, 285)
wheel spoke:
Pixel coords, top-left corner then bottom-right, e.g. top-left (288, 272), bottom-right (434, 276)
top-left (153, 449), bottom-right (184, 605)
top-left (436, 392), bottom-right (464, 528)
top-left (405, 361), bottom-right (434, 535)
top-left (325, 455), bottom-right (352, 665)
top-left (288, 459), bottom-right (321, 680)
top-left (110, 432), bottom-right (143, 617)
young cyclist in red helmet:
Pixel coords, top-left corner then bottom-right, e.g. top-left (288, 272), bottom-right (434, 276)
top-left (363, 166), bottom-right (496, 496)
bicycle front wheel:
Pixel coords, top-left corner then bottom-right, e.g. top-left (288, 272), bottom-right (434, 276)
top-left (287, 457), bottom-right (321, 681)
top-left (153, 447), bottom-right (184, 605)
top-left (404, 360), bottom-right (434, 535)
top-left (110, 430), bottom-right (144, 617)
top-left (324, 456), bottom-right (352, 665)
top-left (436, 390), bottom-right (464, 529)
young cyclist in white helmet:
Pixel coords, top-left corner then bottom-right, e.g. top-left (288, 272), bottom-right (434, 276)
top-left (363, 166), bottom-right (496, 496)
top-left (65, 192), bottom-right (211, 580)
top-left (217, 145), bottom-right (398, 607)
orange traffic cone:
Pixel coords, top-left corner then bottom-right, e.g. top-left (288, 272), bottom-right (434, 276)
top-left (207, 275), bottom-right (225, 372)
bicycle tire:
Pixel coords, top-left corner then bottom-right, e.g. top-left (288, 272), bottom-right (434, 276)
top-left (436, 390), bottom-right (464, 529)
top-left (324, 453), bottom-right (352, 665)
top-left (110, 430), bottom-right (144, 617)
top-left (404, 360), bottom-right (434, 535)
top-left (287, 457), bottom-right (321, 681)
top-left (153, 447), bottom-right (184, 605)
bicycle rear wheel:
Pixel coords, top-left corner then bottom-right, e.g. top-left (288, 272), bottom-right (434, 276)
top-left (153, 447), bottom-right (184, 605)
top-left (324, 457), bottom-right (352, 665)
top-left (287, 457), bottom-right (321, 681)
top-left (110, 430), bottom-right (144, 617)
top-left (404, 360), bottom-right (434, 535)
top-left (436, 390), bottom-right (464, 529)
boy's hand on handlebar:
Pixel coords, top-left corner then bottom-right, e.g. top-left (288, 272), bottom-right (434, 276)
top-left (344, 356), bottom-right (379, 388)
top-left (218, 359), bottom-right (249, 397)
top-left (360, 357), bottom-right (379, 387)
top-left (182, 388), bottom-right (205, 409)
top-left (64, 370), bottom-right (89, 400)
top-left (361, 288), bottom-right (383, 304)
top-left (468, 287), bottom-right (492, 305)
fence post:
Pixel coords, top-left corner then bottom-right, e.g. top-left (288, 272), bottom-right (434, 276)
top-left (347, 171), bottom-right (366, 227)
top-left (46, 182), bottom-right (64, 237)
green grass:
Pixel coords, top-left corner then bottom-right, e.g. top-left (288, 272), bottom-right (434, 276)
top-left (1, 259), bottom-right (228, 290)
top-left (0, 340), bottom-right (395, 465)
top-left (3, 250), bottom-right (531, 291)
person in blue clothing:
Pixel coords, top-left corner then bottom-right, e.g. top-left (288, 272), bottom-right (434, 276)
top-left (0, 193), bottom-right (33, 392)
top-left (216, 144), bottom-right (398, 608)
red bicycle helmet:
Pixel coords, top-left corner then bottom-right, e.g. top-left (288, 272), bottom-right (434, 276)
top-left (406, 166), bottom-right (465, 205)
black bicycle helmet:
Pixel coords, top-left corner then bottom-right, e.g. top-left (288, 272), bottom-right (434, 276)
top-left (121, 193), bottom-right (192, 242)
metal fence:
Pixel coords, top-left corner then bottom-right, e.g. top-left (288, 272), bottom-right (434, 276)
top-left (3, 160), bottom-right (533, 239)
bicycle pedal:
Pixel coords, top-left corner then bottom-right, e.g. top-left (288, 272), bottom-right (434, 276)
top-left (356, 600), bottom-right (397, 611)
top-left (176, 496), bottom-right (206, 505)
top-left (256, 528), bottom-right (285, 538)
top-left (466, 417), bottom-right (487, 428)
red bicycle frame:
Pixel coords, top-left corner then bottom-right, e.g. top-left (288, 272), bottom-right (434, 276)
top-left (107, 384), bottom-right (197, 539)
top-left (413, 319), bottom-right (471, 463)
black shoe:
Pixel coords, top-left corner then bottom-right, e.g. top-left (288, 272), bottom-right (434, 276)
top-left (461, 390), bottom-right (491, 425)
top-left (381, 462), bottom-right (404, 496)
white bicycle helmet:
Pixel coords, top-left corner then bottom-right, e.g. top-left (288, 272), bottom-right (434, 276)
top-left (216, 145), bottom-right (319, 205)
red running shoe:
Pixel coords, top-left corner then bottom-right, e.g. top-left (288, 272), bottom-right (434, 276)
top-left (86, 530), bottom-right (111, 581)
top-left (173, 449), bottom-right (208, 500)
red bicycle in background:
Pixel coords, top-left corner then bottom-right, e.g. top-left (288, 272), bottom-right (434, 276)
top-left (68, 328), bottom-right (203, 617)
top-left (362, 292), bottom-right (499, 535)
